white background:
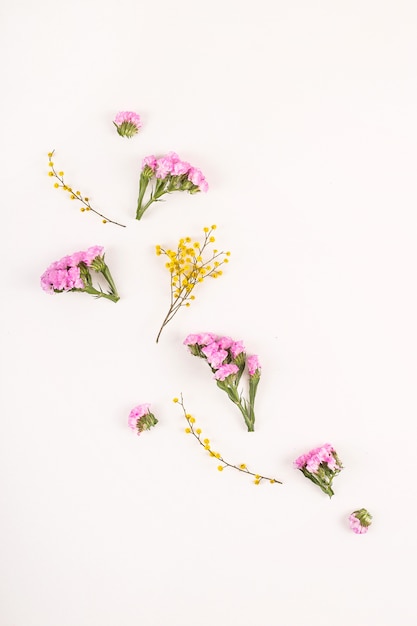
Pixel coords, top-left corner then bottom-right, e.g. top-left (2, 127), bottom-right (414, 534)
top-left (1, 1), bottom-right (417, 624)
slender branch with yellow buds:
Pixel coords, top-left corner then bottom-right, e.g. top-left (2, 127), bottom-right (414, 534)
top-left (174, 395), bottom-right (282, 485)
top-left (47, 151), bottom-right (126, 228)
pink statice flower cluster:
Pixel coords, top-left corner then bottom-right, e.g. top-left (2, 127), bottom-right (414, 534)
top-left (40, 246), bottom-right (120, 303)
top-left (183, 333), bottom-right (261, 431)
top-left (113, 111), bottom-right (142, 138)
top-left (294, 443), bottom-right (343, 498)
top-left (349, 508), bottom-right (372, 534)
top-left (136, 151), bottom-right (208, 220)
top-left (128, 403), bottom-right (158, 435)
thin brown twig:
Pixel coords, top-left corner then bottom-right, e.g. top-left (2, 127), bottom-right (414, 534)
top-left (47, 150), bottom-right (126, 228)
top-left (175, 394), bottom-right (282, 485)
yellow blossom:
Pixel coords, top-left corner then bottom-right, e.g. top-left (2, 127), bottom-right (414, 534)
top-left (155, 226), bottom-right (230, 342)
top-left (178, 397), bottom-right (282, 486)
top-left (47, 153), bottom-right (124, 227)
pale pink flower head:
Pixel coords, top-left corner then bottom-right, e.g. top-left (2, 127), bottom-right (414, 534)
top-left (318, 444), bottom-right (338, 470)
top-left (68, 251), bottom-right (85, 267)
top-left (128, 403), bottom-right (158, 435)
top-left (198, 332), bottom-right (218, 346)
top-left (188, 167), bottom-right (208, 191)
top-left (294, 443), bottom-right (340, 474)
top-left (294, 443), bottom-right (342, 497)
top-left (188, 167), bottom-right (204, 186)
top-left (54, 255), bottom-right (71, 270)
top-left (305, 453), bottom-right (321, 473)
top-left (230, 340), bottom-right (245, 358)
top-left (82, 246), bottom-right (104, 266)
top-left (155, 156), bottom-right (175, 179)
top-left (166, 151), bottom-right (180, 163)
top-left (206, 348), bottom-right (228, 370)
top-left (40, 249), bottom-right (94, 293)
top-left (172, 160), bottom-right (191, 176)
top-left (349, 509), bottom-right (372, 534)
top-left (183, 333), bottom-right (203, 346)
top-left (114, 111), bottom-right (142, 138)
top-left (247, 355), bottom-right (261, 376)
top-left (40, 264), bottom-right (84, 293)
top-left (214, 363), bottom-right (239, 381)
top-left (66, 266), bottom-right (83, 289)
top-left (41, 247), bottom-right (119, 303)
top-left (217, 336), bottom-right (234, 350)
top-left (184, 333), bottom-right (218, 358)
top-left (201, 341), bottom-right (220, 360)
top-left (294, 453), bottom-right (308, 470)
top-left (202, 341), bottom-right (228, 368)
top-left (142, 155), bottom-right (157, 170)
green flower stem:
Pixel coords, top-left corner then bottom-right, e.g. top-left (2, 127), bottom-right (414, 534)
top-left (216, 380), bottom-right (254, 432)
top-left (247, 373), bottom-right (260, 431)
top-left (136, 176), bottom-right (169, 220)
top-left (100, 264), bottom-right (119, 300)
top-left (82, 285), bottom-right (120, 303)
top-left (136, 174), bottom-right (150, 220)
top-left (300, 468), bottom-right (336, 498)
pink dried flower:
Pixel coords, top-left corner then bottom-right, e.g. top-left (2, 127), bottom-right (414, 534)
top-left (230, 340), bottom-right (245, 358)
top-left (247, 355), bottom-right (261, 376)
top-left (172, 160), bottom-right (191, 176)
top-left (349, 509), bottom-right (372, 534)
top-left (183, 333), bottom-right (203, 346)
top-left (40, 247), bottom-right (119, 303)
top-left (142, 155), bottom-right (157, 170)
top-left (136, 152), bottom-right (208, 220)
top-left (206, 347), bottom-right (228, 370)
top-left (198, 333), bottom-right (218, 346)
top-left (82, 246), bottom-right (105, 266)
top-left (217, 336), bottom-right (234, 350)
top-left (294, 443), bottom-right (343, 498)
top-left (214, 363), bottom-right (239, 381)
top-left (114, 111), bottom-right (142, 138)
top-left (128, 404), bottom-right (158, 435)
top-left (155, 156), bottom-right (175, 179)
top-left (166, 151), bottom-right (180, 162)
top-left (41, 265), bottom-right (84, 293)
top-left (184, 332), bottom-right (262, 431)
top-left (188, 167), bottom-right (205, 186)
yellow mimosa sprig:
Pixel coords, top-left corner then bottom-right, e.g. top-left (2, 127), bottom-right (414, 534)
top-left (155, 225), bottom-right (230, 343)
top-left (47, 151), bottom-right (126, 228)
top-left (174, 396), bottom-right (282, 485)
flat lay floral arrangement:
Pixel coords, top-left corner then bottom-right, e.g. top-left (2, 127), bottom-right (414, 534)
top-left (42, 110), bottom-right (372, 536)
